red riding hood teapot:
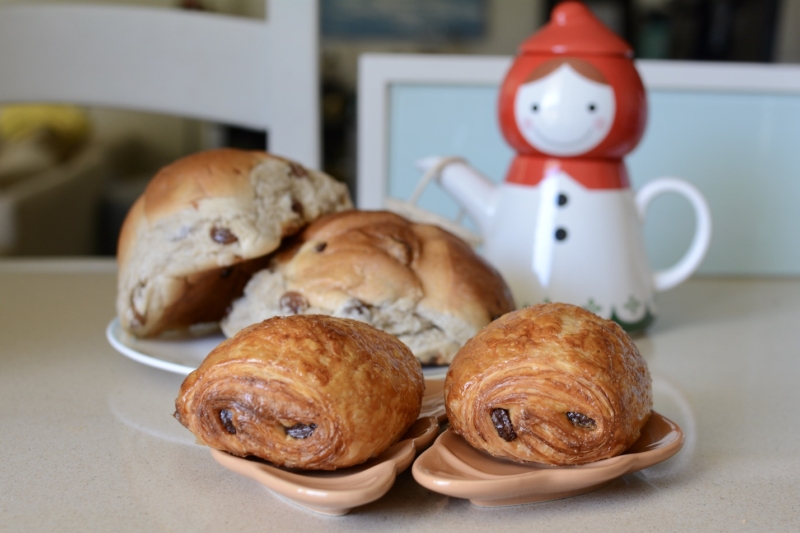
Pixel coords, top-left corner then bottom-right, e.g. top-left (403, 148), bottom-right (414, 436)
top-left (417, 1), bottom-right (711, 331)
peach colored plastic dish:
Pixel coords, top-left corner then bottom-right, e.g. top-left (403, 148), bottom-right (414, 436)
top-left (419, 378), bottom-right (447, 422)
top-left (210, 380), bottom-right (446, 516)
top-left (412, 411), bottom-right (683, 507)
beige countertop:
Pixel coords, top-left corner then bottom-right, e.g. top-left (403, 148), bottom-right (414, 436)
top-left (1, 259), bottom-right (798, 531)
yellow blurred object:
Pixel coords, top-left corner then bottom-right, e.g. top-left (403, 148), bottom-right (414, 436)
top-left (0, 104), bottom-right (91, 146)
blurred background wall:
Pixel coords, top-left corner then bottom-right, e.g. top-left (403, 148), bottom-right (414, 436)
top-left (0, 0), bottom-right (798, 256)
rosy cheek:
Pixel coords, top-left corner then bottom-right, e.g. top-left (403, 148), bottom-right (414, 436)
top-left (521, 117), bottom-right (533, 130)
top-left (594, 118), bottom-right (607, 130)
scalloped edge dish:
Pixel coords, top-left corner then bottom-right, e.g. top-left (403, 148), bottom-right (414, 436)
top-left (106, 317), bottom-right (449, 379)
top-left (412, 411), bottom-right (683, 507)
top-left (211, 415), bottom-right (440, 516)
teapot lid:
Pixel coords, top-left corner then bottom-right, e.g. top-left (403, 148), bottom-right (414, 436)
top-left (520, 1), bottom-right (632, 58)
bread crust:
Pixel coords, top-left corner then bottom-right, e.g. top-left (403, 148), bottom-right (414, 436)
top-left (445, 303), bottom-right (653, 465)
top-left (222, 210), bottom-right (515, 364)
top-left (175, 315), bottom-right (424, 470)
top-left (116, 149), bottom-right (352, 337)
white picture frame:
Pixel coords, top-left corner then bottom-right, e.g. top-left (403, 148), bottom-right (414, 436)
top-left (356, 53), bottom-right (800, 275)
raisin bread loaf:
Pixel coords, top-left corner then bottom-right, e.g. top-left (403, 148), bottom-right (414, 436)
top-left (116, 148), bottom-right (352, 337)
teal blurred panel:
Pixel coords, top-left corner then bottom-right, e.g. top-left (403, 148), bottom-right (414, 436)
top-left (628, 91), bottom-right (800, 276)
top-left (387, 84), bottom-right (800, 275)
top-left (388, 84), bottom-right (510, 233)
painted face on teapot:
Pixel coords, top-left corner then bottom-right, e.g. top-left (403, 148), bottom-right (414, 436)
top-left (513, 59), bottom-right (615, 157)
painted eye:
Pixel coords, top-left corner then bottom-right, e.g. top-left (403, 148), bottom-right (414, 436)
top-left (532, 104), bottom-right (539, 112)
top-left (588, 103), bottom-right (597, 112)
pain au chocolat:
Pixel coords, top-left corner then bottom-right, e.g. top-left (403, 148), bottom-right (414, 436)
top-left (174, 315), bottom-right (424, 470)
top-left (445, 303), bottom-right (653, 466)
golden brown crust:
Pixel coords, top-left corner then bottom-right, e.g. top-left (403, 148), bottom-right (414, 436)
top-left (140, 148), bottom-right (268, 222)
top-left (115, 148), bottom-right (352, 337)
top-left (175, 315), bottom-right (424, 470)
top-left (411, 223), bottom-right (513, 329)
top-left (295, 211), bottom-right (514, 327)
top-left (223, 210), bottom-right (515, 364)
top-left (445, 303), bottom-right (652, 466)
top-left (285, 211), bottom-right (425, 309)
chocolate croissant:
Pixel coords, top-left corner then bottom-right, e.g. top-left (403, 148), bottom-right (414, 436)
top-left (175, 315), bottom-right (424, 470)
top-left (445, 303), bottom-right (652, 466)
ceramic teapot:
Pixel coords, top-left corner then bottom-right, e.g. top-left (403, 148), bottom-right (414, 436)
top-left (418, 2), bottom-right (711, 332)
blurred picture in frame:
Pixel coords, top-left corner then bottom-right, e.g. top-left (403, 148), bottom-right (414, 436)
top-left (321, 0), bottom-right (486, 41)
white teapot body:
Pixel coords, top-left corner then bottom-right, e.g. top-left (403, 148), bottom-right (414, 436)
top-left (429, 158), bottom-right (711, 331)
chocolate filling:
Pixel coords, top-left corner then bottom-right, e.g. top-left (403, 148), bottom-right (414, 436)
top-left (220, 409), bottom-right (236, 434)
top-left (491, 408), bottom-right (517, 442)
top-left (566, 412), bottom-right (597, 430)
top-left (286, 423), bottom-right (317, 439)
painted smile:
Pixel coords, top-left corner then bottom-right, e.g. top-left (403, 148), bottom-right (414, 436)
top-left (530, 125), bottom-right (594, 148)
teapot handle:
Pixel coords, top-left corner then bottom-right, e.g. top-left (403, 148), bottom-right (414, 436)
top-left (635, 178), bottom-right (712, 292)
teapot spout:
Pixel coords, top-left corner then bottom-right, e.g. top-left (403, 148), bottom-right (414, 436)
top-left (415, 157), bottom-right (498, 236)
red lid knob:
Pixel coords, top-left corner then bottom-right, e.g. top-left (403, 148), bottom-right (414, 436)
top-left (520, 1), bottom-right (632, 57)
